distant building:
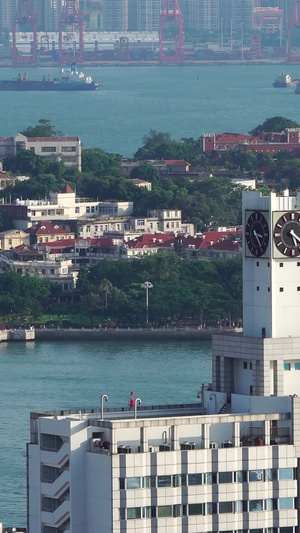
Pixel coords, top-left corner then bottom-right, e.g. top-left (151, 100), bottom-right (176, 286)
top-left (0, 229), bottom-right (30, 250)
top-left (128, 178), bottom-right (152, 191)
top-left (102, 0), bottom-right (128, 30)
top-left (202, 129), bottom-right (300, 155)
top-left (25, 221), bottom-right (75, 245)
top-left (0, 133), bottom-right (82, 171)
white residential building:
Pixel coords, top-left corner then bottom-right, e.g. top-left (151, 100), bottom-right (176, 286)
top-left (0, 134), bottom-right (82, 170)
top-left (27, 189), bottom-right (300, 533)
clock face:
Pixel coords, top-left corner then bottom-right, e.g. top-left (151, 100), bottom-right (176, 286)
top-left (274, 211), bottom-right (300, 257)
top-left (245, 211), bottom-right (269, 257)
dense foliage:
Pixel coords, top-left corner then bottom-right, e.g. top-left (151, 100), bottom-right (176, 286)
top-left (249, 116), bottom-right (300, 137)
top-left (76, 254), bottom-right (242, 327)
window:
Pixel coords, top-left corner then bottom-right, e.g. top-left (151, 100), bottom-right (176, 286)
top-left (297, 287), bottom-right (300, 291)
top-left (279, 498), bottom-right (294, 510)
top-left (249, 500), bottom-right (263, 511)
top-left (127, 477), bottom-right (141, 489)
top-left (119, 508), bottom-right (125, 520)
top-left (188, 473), bottom-right (202, 485)
top-left (295, 363), bottom-right (300, 370)
top-left (256, 262), bottom-right (259, 266)
top-left (50, 269), bottom-right (55, 275)
top-left (127, 507), bottom-right (141, 519)
top-left (173, 504), bottom-right (183, 517)
top-left (41, 146), bottom-right (56, 152)
top-left (61, 146), bottom-right (76, 152)
top-left (91, 206), bottom-right (95, 213)
top-left (235, 500), bottom-right (243, 513)
top-left (137, 220), bottom-right (145, 226)
top-left (219, 472), bottom-right (232, 483)
top-left (265, 499), bottom-right (275, 511)
top-left (206, 502), bottom-right (217, 515)
top-left (189, 503), bottom-right (203, 516)
top-left (279, 468), bottom-right (294, 480)
top-left (257, 286), bottom-right (259, 291)
top-left (284, 363), bottom-right (291, 371)
top-left (157, 475), bottom-right (171, 487)
top-left (280, 287), bottom-right (284, 292)
top-left (280, 263), bottom-right (283, 267)
top-left (143, 476), bottom-right (156, 488)
top-left (266, 468), bottom-right (277, 481)
top-left (172, 474), bottom-right (182, 487)
top-left (63, 157), bottom-right (77, 163)
top-left (158, 505), bottom-right (172, 517)
top-left (249, 469), bottom-right (263, 482)
top-left (243, 362), bottom-right (248, 369)
top-left (143, 506), bottom-right (156, 518)
top-left (75, 207), bottom-right (79, 213)
top-left (86, 207), bottom-right (90, 213)
top-left (219, 501), bottom-right (233, 513)
top-left (234, 470), bottom-right (247, 483)
top-left (119, 478), bottom-right (125, 490)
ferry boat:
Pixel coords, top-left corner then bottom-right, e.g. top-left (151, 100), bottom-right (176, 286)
top-left (0, 63), bottom-right (99, 91)
top-left (273, 72), bottom-right (299, 88)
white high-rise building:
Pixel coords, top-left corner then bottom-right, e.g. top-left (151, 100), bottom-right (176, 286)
top-left (27, 189), bottom-right (300, 533)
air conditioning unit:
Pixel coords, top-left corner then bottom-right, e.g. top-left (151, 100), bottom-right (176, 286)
top-left (159, 444), bottom-right (171, 451)
top-left (94, 440), bottom-right (102, 448)
top-left (181, 441), bottom-right (195, 450)
top-left (210, 442), bottom-right (217, 449)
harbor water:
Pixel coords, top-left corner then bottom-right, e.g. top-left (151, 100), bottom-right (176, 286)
top-left (0, 340), bottom-right (211, 526)
top-left (0, 64), bottom-right (300, 156)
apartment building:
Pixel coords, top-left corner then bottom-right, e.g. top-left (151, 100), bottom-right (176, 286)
top-left (27, 188), bottom-right (300, 533)
top-left (0, 134), bottom-right (82, 171)
top-left (77, 209), bottom-right (195, 239)
top-left (102, 0), bottom-right (128, 31)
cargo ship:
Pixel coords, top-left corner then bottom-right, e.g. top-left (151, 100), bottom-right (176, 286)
top-left (0, 63), bottom-right (99, 91)
top-left (273, 72), bottom-right (299, 88)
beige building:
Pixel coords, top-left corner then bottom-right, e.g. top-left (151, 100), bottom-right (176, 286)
top-left (0, 229), bottom-right (30, 250)
top-left (0, 134), bottom-right (82, 171)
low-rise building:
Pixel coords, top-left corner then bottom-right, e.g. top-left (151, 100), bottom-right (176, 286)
top-left (0, 133), bottom-right (82, 170)
top-left (0, 229), bottom-right (30, 250)
top-left (25, 221), bottom-right (75, 245)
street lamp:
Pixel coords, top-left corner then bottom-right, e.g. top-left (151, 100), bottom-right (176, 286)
top-left (141, 281), bottom-right (153, 323)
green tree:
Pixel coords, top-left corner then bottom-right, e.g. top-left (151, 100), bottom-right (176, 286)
top-left (249, 116), bottom-right (300, 137)
top-left (20, 118), bottom-right (62, 137)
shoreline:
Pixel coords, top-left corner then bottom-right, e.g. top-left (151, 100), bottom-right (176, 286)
top-left (0, 59), bottom-right (287, 68)
top-left (34, 327), bottom-right (242, 342)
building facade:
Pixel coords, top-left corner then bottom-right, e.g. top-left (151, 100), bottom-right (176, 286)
top-left (27, 187), bottom-right (300, 533)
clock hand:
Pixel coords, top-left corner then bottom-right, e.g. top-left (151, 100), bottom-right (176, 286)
top-left (290, 229), bottom-right (300, 243)
top-left (253, 229), bottom-right (262, 246)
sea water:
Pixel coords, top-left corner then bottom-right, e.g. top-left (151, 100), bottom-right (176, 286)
top-left (0, 340), bottom-right (211, 526)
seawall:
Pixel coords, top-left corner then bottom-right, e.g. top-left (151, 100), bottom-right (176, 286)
top-left (35, 327), bottom-right (242, 342)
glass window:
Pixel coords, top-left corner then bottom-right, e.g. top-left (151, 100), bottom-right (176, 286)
top-left (219, 472), bottom-right (232, 483)
top-left (235, 500), bottom-right (243, 513)
top-left (127, 507), bottom-right (141, 519)
top-left (280, 529), bottom-right (294, 533)
top-left (249, 469), bottom-right (264, 482)
top-left (143, 506), bottom-right (156, 518)
top-left (206, 502), bottom-right (217, 515)
top-left (158, 505), bottom-right (172, 517)
top-left (295, 363), bottom-right (300, 370)
top-left (119, 478), bottom-right (125, 490)
top-left (143, 476), bottom-right (156, 488)
top-left (249, 500), bottom-right (263, 511)
top-left (120, 508), bottom-right (125, 520)
top-left (250, 530), bottom-right (263, 533)
top-left (284, 363), bottom-right (291, 371)
top-left (266, 499), bottom-right (273, 511)
top-left (279, 468), bottom-right (294, 480)
top-left (219, 501), bottom-right (233, 513)
top-left (172, 474), bottom-right (181, 487)
top-left (173, 504), bottom-right (182, 517)
top-left (127, 477), bottom-right (141, 489)
top-left (266, 468), bottom-right (277, 481)
top-left (189, 503), bottom-right (203, 515)
top-left (188, 473), bottom-right (202, 485)
top-left (279, 498), bottom-right (294, 510)
top-left (157, 475), bottom-right (171, 487)
top-left (235, 470), bottom-right (247, 482)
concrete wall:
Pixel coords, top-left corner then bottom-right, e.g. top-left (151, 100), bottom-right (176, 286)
top-left (35, 328), bottom-right (218, 342)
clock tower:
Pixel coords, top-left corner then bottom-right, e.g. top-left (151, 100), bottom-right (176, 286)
top-left (212, 189), bottom-right (300, 397)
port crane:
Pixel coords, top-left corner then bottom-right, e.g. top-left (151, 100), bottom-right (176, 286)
top-left (159, 0), bottom-right (184, 63)
top-left (12, 0), bottom-right (38, 66)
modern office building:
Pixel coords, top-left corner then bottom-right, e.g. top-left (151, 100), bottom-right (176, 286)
top-left (102, 0), bottom-right (128, 31)
top-left (27, 188), bottom-right (300, 533)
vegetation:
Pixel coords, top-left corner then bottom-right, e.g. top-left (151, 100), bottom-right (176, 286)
top-left (249, 116), bottom-right (300, 137)
top-left (20, 118), bottom-right (63, 138)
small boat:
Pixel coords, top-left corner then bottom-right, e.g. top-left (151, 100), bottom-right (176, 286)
top-left (273, 72), bottom-right (299, 88)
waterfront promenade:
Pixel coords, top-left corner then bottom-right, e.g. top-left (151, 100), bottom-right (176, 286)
top-left (34, 326), bottom-right (242, 342)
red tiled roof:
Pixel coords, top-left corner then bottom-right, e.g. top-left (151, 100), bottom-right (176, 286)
top-left (60, 183), bottom-right (75, 194)
top-left (26, 221), bottom-right (69, 235)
